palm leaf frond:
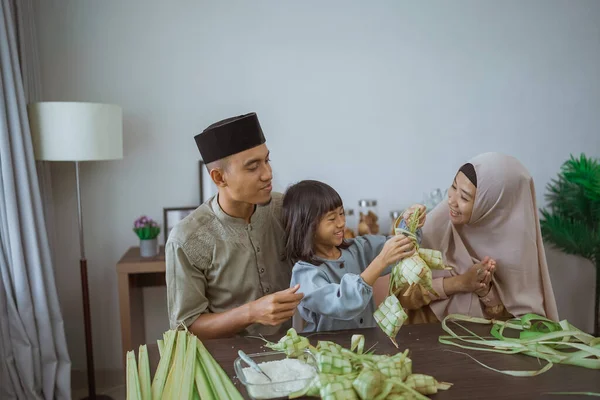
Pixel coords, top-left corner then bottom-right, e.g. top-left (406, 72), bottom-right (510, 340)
top-left (544, 176), bottom-right (592, 224)
top-left (540, 153), bottom-right (600, 265)
top-left (562, 154), bottom-right (600, 203)
top-left (539, 211), bottom-right (598, 261)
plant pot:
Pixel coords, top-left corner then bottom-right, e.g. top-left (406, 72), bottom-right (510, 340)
top-left (140, 238), bottom-right (159, 258)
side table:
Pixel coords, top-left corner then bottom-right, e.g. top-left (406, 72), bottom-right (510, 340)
top-left (116, 246), bottom-right (166, 367)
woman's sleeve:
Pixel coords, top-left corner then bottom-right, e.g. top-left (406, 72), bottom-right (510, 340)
top-left (479, 284), bottom-right (512, 319)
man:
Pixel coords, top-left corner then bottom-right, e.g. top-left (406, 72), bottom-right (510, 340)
top-left (166, 112), bottom-right (303, 340)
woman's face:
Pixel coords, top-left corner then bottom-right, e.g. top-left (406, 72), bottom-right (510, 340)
top-left (448, 171), bottom-right (476, 225)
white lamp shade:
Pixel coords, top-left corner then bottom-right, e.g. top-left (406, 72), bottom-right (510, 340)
top-left (28, 102), bottom-right (123, 161)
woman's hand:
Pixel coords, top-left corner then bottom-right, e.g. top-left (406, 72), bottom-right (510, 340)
top-left (475, 258), bottom-right (496, 297)
top-left (442, 257), bottom-right (496, 296)
top-left (402, 204), bottom-right (427, 228)
top-left (458, 257), bottom-right (495, 293)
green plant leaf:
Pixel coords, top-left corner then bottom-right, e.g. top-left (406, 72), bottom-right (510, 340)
top-left (540, 153), bottom-right (600, 265)
top-left (563, 154), bottom-right (600, 202)
top-left (540, 210), bottom-right (599, 262)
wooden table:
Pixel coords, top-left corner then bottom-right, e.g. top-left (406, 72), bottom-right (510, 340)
top-left (117, 246), bottom-right (166, 367)
top-left (148, 323), bottom-right (599, 399)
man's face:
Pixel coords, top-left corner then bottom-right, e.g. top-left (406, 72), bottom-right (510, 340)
top-left (222, 144), bottom-right (273, 205)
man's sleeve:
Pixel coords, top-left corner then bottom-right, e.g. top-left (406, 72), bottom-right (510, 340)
top-left (165, 240), bottom-right (209, 329)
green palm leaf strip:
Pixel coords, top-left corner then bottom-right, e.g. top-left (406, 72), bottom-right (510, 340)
top-left (439, 313), bottom-right (600, 377)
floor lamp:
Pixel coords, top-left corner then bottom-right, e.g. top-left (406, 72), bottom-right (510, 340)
top-left (28, 102), bottom-right (123, 400)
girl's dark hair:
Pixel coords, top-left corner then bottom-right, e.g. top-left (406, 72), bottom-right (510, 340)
top-left (458, 163), bottom-right (477, 188)
top-left (282, 180), bottom-right (350, 265)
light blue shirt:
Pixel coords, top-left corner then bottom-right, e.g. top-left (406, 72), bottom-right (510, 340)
top-left (290, 223), bottom-right (422, 332)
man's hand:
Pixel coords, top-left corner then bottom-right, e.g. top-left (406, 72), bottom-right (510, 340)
top-left (248, 284), bottom-right (304, 326)
top-left (188, 285), bottom-right (304, 340)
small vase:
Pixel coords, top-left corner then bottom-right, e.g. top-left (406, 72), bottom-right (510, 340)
top-left (140, 238), bottom-right (159, 257)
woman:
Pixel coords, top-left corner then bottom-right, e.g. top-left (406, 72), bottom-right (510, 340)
top-left (392, 152), bottom-right (559, 323)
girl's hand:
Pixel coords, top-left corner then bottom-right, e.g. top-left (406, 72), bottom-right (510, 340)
top-left (402, 204), bottom-right (427, 228)
top-left (362, 236), bottom-right (416, 287)
top-left (377, 235), bottom-right (416, 266)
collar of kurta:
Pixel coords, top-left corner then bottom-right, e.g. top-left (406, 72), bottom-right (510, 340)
top-left (211, 194), bottom-right (272, 228)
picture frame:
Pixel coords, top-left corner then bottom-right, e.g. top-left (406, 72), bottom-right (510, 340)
top-left (163, 206), bottom-right (197, 244)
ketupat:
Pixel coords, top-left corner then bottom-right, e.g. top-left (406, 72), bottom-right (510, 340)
top-left (290, 372), bottom-right (358, 398)
top-left (375, 350), bottom-right (412, 381)
top-left (316, 340), bottom-right (344, 355)
top-left (373, 295), bottom-right (408, 348)
top-left (405, 374), bottom-right (453, 395)
top-left (258, 327), bottom-right (310, 357)
top-left (389, 209), bottom-right (451, 297)
top-left (320, 378), bottom-right (360, 400)
top-left (375, 209), bottom-right (450, 346)
top-left (352, 368), bottom-right (386, 399)
top-left (272, 328), bottom-right (451, 400)
top-left (317, 350), bottom-right (354, 375)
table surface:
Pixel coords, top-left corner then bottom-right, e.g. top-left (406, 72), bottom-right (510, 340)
top-left (116, 246), bottom-right (166, 273)
top-left (147, 322), bottom-right (600, 400)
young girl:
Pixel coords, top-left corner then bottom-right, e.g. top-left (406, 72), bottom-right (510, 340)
top-left (283, 180), bottom-right (425, 332)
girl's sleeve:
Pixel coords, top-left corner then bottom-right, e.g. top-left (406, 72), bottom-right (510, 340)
top-left (290, 262), bottom-right (373, 321)
top-left (351, 226), bottom-right (423, 277)
top-left (351, 235), bottom-right (390, 275)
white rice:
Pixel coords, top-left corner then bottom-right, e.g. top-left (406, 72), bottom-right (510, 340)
top-left (242, 358), bottom-right (316, 399)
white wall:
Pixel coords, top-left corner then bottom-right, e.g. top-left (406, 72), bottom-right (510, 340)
top-left (33, 0), bottom-right (600, 371)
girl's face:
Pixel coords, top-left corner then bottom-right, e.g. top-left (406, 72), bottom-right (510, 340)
top-left (314, 206), bottom-right (346, 247)
top-left (448, 171), bottom-right (477, 225)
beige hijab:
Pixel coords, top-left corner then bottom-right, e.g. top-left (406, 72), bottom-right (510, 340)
top-left (423, 152), bottom-right (559, 321)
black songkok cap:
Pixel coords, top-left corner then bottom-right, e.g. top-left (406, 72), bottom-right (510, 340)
top-left (194, 112), bottom-right (266, 164)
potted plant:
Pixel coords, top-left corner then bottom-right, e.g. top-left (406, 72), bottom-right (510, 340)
top-left (133, 215), bottom-right (161, 257)
top-left (540, 153), bottom-right (600, 335)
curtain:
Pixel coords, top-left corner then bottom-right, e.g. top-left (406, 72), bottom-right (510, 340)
top-left (0, 0), bottom-right (71, 398)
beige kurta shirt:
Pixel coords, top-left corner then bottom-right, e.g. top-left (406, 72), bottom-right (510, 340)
top-left (165, 192), bottom-right (293, 336)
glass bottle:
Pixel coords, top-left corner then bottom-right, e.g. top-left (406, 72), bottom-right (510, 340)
top-left (357, 199), bottom-right (379, 235)
top-left (344, 208), bottom-right (357, 238)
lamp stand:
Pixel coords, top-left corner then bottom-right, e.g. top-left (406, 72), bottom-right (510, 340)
top-left (75, 162), bottom-right (113, 400)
